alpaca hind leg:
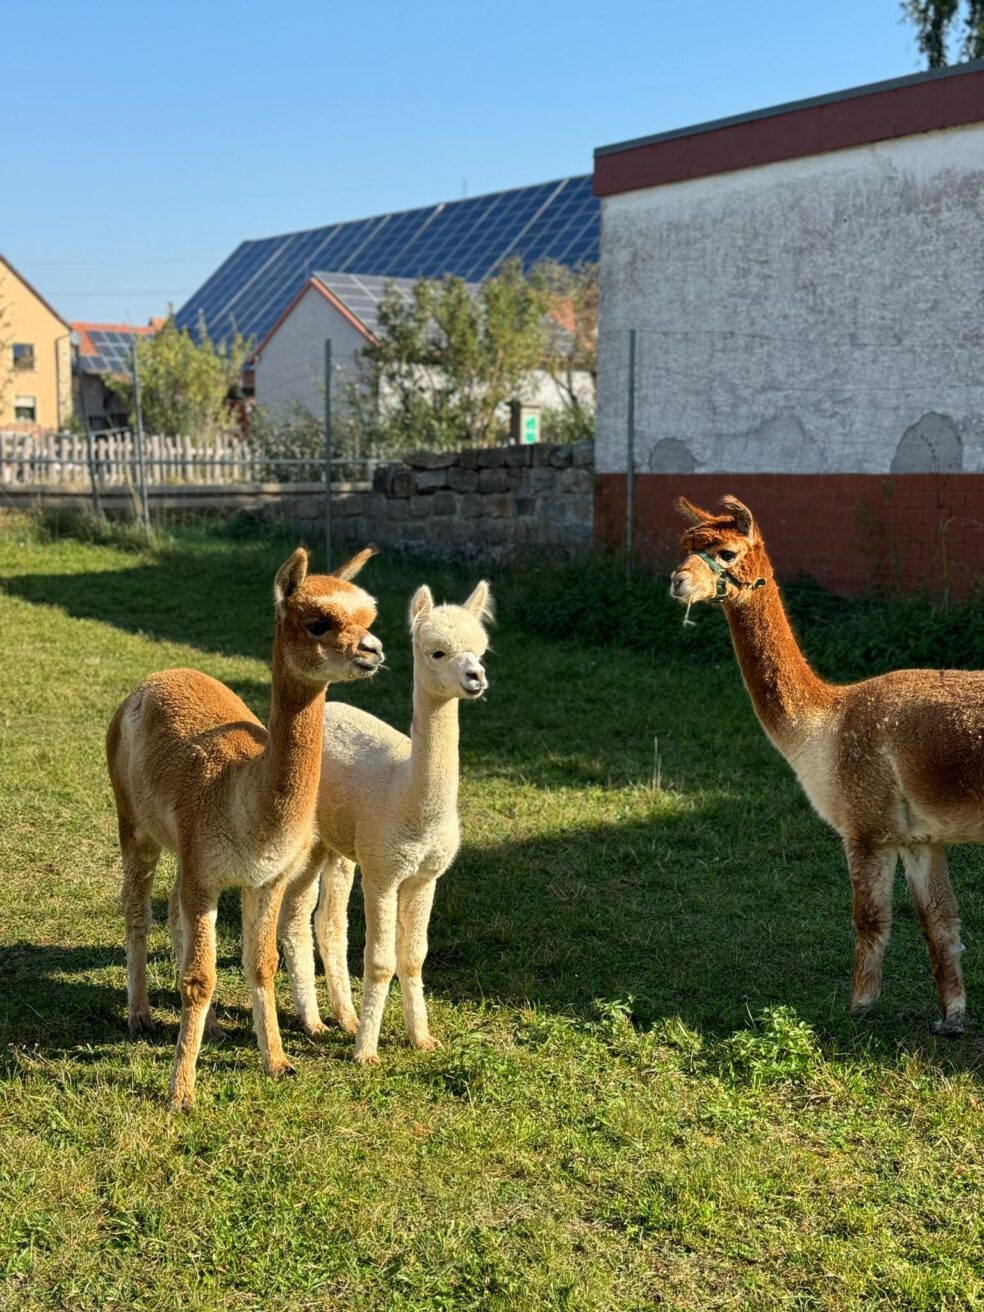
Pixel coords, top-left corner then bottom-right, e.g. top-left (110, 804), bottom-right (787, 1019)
top-left (169, 877), bottom-right (218, 1110)
top-left (313, 853), bottom-right (358, 1035)
top-left (354, 875), bottom-right (398, 1066)
top-left (396, 875), bottom-right (440, 1051)
top-left (169, 880), bottom-right (224, 1042)
top-left (119, 816), bottom-right (162, 1036)
top-left (902, 845), bottom-right (966, 1036)
top-left (242, 882), bottom-right (295, 1079)
top-left (846, 840), bottom-right (897, 1014)
top-left (279, 857), bottom-right (330, 1037)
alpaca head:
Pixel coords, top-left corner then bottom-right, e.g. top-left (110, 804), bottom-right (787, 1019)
top-left (670, 496), bottom-right (769, 607)
top-left (273, 545), bottom-right (383, 685)
top-left (409, 581), bottom-right (493, 700)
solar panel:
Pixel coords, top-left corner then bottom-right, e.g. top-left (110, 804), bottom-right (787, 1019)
top-left (78, 327), bottom-right (149, 376)
top-left (175, 175), bottom-right (599, 350)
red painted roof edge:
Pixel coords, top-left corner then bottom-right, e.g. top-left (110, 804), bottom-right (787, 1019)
top-left (594, 60), bottom-right (984, 197)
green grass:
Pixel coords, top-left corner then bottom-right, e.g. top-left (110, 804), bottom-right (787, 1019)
top-left (2, 512), bottom-right (984, 1311)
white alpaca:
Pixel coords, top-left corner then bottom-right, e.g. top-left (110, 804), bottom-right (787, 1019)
top-left (279, 581), bottom-right (492, 1064)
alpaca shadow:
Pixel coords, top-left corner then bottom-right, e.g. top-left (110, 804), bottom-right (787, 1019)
top-left (408, 806), bottom-right (984, 1077)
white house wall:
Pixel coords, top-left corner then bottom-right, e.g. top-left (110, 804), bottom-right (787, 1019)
top-left (596, 122), bottom-right (984, 476)
top-left (254, 286), bottom-right (367, 418)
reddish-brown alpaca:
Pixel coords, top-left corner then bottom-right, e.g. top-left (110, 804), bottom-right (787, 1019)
top-left (106, 545), bottom-right (383, 1109)
top-left (671, 496), bottom-right (977, 1035)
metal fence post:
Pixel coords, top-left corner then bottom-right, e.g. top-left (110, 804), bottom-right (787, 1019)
top-left (324, 338), bottom-right (333, 569)
top-left (625, 328), bottom-right (636, 572)
top-left (131, 341), bottom-right (151, 539)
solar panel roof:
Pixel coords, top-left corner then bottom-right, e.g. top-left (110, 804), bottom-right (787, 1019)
top-left (74, 325), bottom-right (153, 376)
top-left (175, 176), bottom-right (598, 352)
top-left (311, 271), bottom-right (480, 342)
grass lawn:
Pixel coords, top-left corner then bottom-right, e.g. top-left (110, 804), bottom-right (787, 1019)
top-left (1, 513), bottom-right (983, 1311)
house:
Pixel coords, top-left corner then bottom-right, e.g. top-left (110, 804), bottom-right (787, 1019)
top-left (0, 255), bottom-right (72, 431)
top-left (72, 321), bottom-right (160, 433)
top-left (253, 270), bottom-right (594, 426)
top-left (592, 59), bottom-right (984, 593)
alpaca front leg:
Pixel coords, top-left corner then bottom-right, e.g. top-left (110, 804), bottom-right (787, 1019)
top-left (313, 853), bottom-right (358, 1035)
top-left (354, 877), bottom-right (398, 1066)
top-left (279, 859), bottom-right (329, 1037)
top-left (169, 881), bottom-right (224, 1042)
top-left (242, 882), bottom-right (295, 1079)
top-left (396, 875), bottom-right (440, 1051)
top-left (120, 818), bottom-right (161, 1035)
top-left (169, 880), bottom-right (218, 1111)
top-left (846, 840), bottom-right (897, 1014)
top-left (901, 845), bottom-right (966, 1036)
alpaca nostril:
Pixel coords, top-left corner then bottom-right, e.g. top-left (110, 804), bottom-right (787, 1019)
top-left (359, 634), bottom-right (383, 656)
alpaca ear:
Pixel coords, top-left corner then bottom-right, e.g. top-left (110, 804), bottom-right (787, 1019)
top-left (409, 584), bottom-right (434, 627)
top-left (332, 545), bottom-right (376, 581)
top-left (274, 546), bottom-right (309, 607)
top-left (721, 496), bottom-right (755, 541)
top-left (463, 580), bottom-right (494, 623)
top-left (676, 496), bottom-right (714, 525)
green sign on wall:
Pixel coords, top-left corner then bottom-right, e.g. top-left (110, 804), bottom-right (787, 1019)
top-left (522, 413), bottom-right (539, 444)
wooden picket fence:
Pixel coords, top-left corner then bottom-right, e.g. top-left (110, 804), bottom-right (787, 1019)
top-left (0, 430), bottom-right (312, 486)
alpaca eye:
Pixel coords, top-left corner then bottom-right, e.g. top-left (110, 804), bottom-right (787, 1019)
top-left (431, 650), bottom-right (446, 660)
top-left (306, 619), bottom-right (333, 637)
top-left (718, 550), bottom-right (738, 564)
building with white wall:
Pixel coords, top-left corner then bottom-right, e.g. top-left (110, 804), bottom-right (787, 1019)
top-left (591, 61), bottom-right (984, 594)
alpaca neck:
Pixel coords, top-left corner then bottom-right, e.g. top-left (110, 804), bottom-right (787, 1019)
top-left (258, 634), bottom-right (326, 832)
top-left (407, 673), bottom-right (460, 825)
top-left (723, 572), bottom-right (836, 746)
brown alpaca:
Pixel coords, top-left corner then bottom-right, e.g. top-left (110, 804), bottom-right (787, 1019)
top-left (671, 496), bottom-right (978, 1035)
top-left (106, 545), bottom-right (383, 1108)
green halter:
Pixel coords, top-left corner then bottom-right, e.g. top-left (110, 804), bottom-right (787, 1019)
top-left (695, 551), bottom-right (767, 602)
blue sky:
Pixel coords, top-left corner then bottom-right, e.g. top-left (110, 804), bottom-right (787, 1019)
top-left (6, 0), bottom-right (923, 326)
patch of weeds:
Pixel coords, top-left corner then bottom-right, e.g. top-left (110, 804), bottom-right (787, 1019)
top-left (715, 1005), bottom-right (822, 1090)
top-left (426, 1031), bottom-right (518, 1103)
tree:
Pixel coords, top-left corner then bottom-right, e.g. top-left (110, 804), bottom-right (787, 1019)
top-left (533, 261), bottom-right (598, 440)
top-left (902, 0), bottom-right (984, 66)
top-left (108, 312), bottom-right (250, 439)
top-left (358, 259), bottom-right (548, 451)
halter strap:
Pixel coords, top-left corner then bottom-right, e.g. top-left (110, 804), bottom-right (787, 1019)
top-left (695, 551), bottom-right (767, 601)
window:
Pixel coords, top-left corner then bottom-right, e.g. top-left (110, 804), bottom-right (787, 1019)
top-left (12, 343), bottom-right (35, 371)
top-left (14, 395), bottom-right (36, 422)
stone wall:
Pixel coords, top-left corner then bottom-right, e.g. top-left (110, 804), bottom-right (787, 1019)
top-left (329, 439), bottom-right (594, 561)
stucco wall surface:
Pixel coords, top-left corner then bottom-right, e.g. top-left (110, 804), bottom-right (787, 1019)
top-left (596, 122), bottom-right (984, 477)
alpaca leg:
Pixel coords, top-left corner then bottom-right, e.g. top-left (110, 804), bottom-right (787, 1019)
top-left (169, 881), bottom-right (223, 1042)
top-left (846, 840), bottom-right (897, 1014)
top-left (354, 875), bottom-right (398, 1066)
top-left (313, 853), bottom-right (358, 1036)
top-left (902, 845), bottom-right (966, 1036)
top-left (120, 816), bottom-right (161, 1036)
top-left (242, 882), bottom-right (295, 1079)
top-left (169, 877), bottom-right (218, 1110)
top-left (396, 875), bottom-right (440, 1051)
top-left (279, 859), bottom-right (329, 1038)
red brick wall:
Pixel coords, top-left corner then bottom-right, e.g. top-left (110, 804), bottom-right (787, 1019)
top-left (595, 473), bottom-right (984, 596)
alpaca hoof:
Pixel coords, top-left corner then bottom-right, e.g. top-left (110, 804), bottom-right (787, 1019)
top-left (128, 1010), bottom-right (157, 1037)
top-left (168, 1087), bottom-right (195, 1112)
top-left (203, 1017), bottom-right (227, 1043)
top-left (337, 1011), bottom-right (359, 1037)
top-left (354, 1051), bottom-right (380, 1067)
top-left (850, 1000), bottom-right (875, 1019)
top-left (268, 1059), bottom-right (297, 1080)
top-left (414, 1035), bottom-right (442, 1052)
top-left (931, 1014), bottom-right (966, 1038)
top-left (304, 1020), bottom-right (330, 1039)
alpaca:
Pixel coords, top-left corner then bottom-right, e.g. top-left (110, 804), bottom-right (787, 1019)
top-left (106, 545), bottom-right (383, 1108)
top-left (278, 581), bottom-right (493, 1064)
top-left (670, 495), bottom-right (984, 1034)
